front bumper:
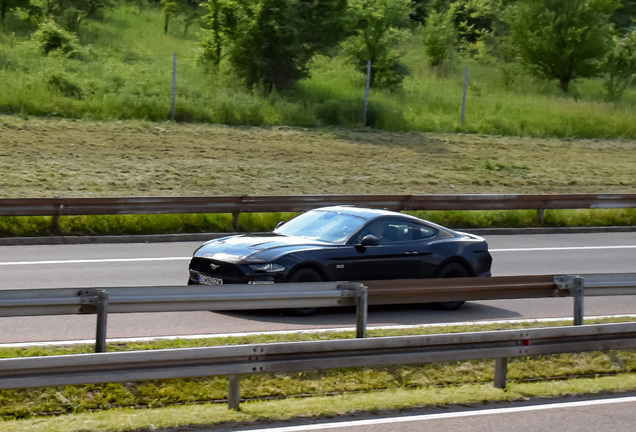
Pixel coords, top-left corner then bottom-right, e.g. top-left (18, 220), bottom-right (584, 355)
top-left (188, 257), bottom-right (289, 285)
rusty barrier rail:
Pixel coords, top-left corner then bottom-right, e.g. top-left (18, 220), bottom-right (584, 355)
top-left (2, 193), bottom-right (636, 231)
top-left (2, 322), bottom-right (636, 409)
top-left (2, 274), bottom-right (635, 353)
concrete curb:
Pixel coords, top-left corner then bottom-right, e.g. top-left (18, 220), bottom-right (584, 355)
top-left (1, 226), bottom-right (635, 246)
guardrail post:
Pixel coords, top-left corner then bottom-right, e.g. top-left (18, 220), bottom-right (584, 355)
top-left (232, 212), bottom-right (241, 231)
top-left (50, 203), bottom-right (64, 235)
top-left (356, 285), bottom-right (368, 339)
top-left (573, 277), bottom-right (584, 326)
top-left (494, 357), bottom-right (508, 389)
top-left (228, 374), bottom-right (241, 410)
top-left (95, 291), bottom-right (109, 353)
top-left (537, 209), bottom-right (545, 226)
top-left (79, 289), bottom-right (109, 353)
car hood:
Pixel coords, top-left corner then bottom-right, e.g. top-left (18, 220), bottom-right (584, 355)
top-left (193, 234), bottom-right (335, 263)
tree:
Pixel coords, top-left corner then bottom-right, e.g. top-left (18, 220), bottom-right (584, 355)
top-left (602, 28), bottom-right (636, 100)
top-left (202, 0), bottom-right (348, 90)
top-left (161, 0), bottom-right (179, 34)
top-left (0, 0), bottom-right (30, 21)
top-left (199, 0), bottom-right (229, 66)
top-left (182, 0), bottom-right (201, 36)
top-left (40, 0), bottom-right (113, 31)
top-left (505, 0), bottom-right (620, 92)
top-left (611, 0), bottom-right (636, 32)
top-left (343, 0), bottom-right (412, 89)
top-left (423, 4), bottom-right (457, 67)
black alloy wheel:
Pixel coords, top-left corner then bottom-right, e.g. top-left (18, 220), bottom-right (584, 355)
top-left (434, 262), bottom-right (468, 311)
top-left (286, 267), bottom-right (322, 316)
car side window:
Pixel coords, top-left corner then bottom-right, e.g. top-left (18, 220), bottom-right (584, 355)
top-left (356, 220), bottom-right (413, 244)
top-left (412, 223), bottom-right (437, 240)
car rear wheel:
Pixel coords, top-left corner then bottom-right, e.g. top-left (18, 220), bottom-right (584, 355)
top-left (286, 267), bottom-right (322, 316)
top-left (434, 262), bottom-right (468, 311)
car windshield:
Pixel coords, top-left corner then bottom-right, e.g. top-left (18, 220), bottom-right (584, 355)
top-left (274, 210), bottom-right (367, 244)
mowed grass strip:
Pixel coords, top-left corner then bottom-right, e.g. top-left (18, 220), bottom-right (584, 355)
top-left (2, 317), bottom-right (636, 424)
top-left (1, 115), bottom-right (636, 199)
top-left (2, 374), bottom-right (636, 432)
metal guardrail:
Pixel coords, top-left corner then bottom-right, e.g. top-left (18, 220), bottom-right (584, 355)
top-left (2, 274), bottom-right (635, 353)
top-left (2, 193), bottom-right (636, 231)
top-left (0, 282), bottom-right (369, 351)
top-left (2, 322), bottom-right (636, 409)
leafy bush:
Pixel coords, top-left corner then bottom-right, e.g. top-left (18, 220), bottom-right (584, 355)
top-left (602, 28), bottom-right (636, 101)
top-left (46, 73), bottom-right (84, 99)
top-left (32, 19), bottom-right (85, 58)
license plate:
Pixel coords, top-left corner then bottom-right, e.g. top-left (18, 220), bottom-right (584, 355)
top-left (198, 274), bottom-right (223, 285)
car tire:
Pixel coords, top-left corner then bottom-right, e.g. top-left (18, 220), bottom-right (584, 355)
top-left (434, 262), bottom-right (468, 311)
top-left (187, 278), bottom-right (194, 285)
top-left (286, 267), bottom-right (322, 316)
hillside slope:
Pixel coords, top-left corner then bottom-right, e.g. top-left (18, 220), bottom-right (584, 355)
top-left (1, 116), bottom-right (635, 199)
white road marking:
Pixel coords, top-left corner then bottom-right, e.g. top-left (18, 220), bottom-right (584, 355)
top-left (1, 245), bottom-right (636, 266)
top-left (238, 396), bottom-right (636, 432)
top-left (490, 245), bottom-right (636, 252)
top-left (2, 314), bottom-right (635, 348)
top-left (0, 257), bottom-right (191, 266)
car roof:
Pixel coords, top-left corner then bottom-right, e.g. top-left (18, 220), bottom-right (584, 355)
top-left (314, 206), bottom-right (412, 220)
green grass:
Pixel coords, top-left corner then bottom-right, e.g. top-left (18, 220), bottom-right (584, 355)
top-left (2, 317), bottom-right (636, 423)
top-left (2, 208), bottom-right (636, 238)
top-left (1, 374), bottom-right (635, 432)
top-left (1, 4), bottom-right (636, 137)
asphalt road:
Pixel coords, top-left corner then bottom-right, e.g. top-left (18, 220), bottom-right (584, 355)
top-left (210, 395), bottom-right (636, 432)
top-left (1, 232), bottom-right (636, 344)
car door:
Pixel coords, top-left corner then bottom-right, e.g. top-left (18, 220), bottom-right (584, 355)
top-left (412, 222), bottom-right (443, 278)
top-left (338, 219), bottom-right (425, 281)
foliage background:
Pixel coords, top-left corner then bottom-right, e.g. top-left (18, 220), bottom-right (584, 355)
top-left (0, 0), bottom-right (634, 138)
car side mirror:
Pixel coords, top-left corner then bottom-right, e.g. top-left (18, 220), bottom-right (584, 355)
top-left (359, 235), bottom-right (379, 247)
top-left (275, 221), bottom-right (285, 229)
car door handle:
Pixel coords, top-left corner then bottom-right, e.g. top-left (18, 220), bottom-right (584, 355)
top-left (404, 251), bottom-right (418, 255)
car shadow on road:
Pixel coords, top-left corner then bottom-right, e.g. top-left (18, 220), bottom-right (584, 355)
top-left (213, 301), bottom-right (523, 327)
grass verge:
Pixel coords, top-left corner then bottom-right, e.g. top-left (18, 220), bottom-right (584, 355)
top-left (3, 208), bottom-right (636, 238)
top-left (2, 374), bottom-right (636, 432)
top-left (2, 317), bottom-right (636, 428)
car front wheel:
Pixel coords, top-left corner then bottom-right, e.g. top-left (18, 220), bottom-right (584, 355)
top-left (286, 267), bottom-right (322, 316)
top-left (434, 262), bottom-right (468, 311)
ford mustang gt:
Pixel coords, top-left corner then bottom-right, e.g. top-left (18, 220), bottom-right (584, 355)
top-left (188, 206), bottom-right (492, 312)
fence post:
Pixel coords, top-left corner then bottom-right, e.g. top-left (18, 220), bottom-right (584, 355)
top-left (363, 61), bottom-right (371, 127)
top-left (356, 285), bottom-right (368, 338)
top-left (228, 374), bottom-right (241, 410)
top-left (573, 277), bottom-right (584, 326)
top-left (494, 357), bottom-right (508, 389)
top-left (95, 290), bottom-right (109, 353)
top-left (171, 52), bottom-right (177, 121)
top-left (461, 66), bottom-right (468, 123)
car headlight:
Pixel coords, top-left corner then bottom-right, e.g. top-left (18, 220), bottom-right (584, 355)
top-left (248, 263), bottom-right (286, 273)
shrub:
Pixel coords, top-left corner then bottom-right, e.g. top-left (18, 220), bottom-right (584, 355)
top-left (47, 74), bottom-right (84, 100)
top-left (33, 19), bottom-right (85, 58)
top-left (602, 28), bottom-right (636, 101)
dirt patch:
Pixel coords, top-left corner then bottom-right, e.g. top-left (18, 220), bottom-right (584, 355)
top-left (1, 116), bottom-right (635, 198)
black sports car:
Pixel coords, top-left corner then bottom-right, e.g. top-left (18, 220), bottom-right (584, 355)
top-left (188, 206), bottom-right (492, 312)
